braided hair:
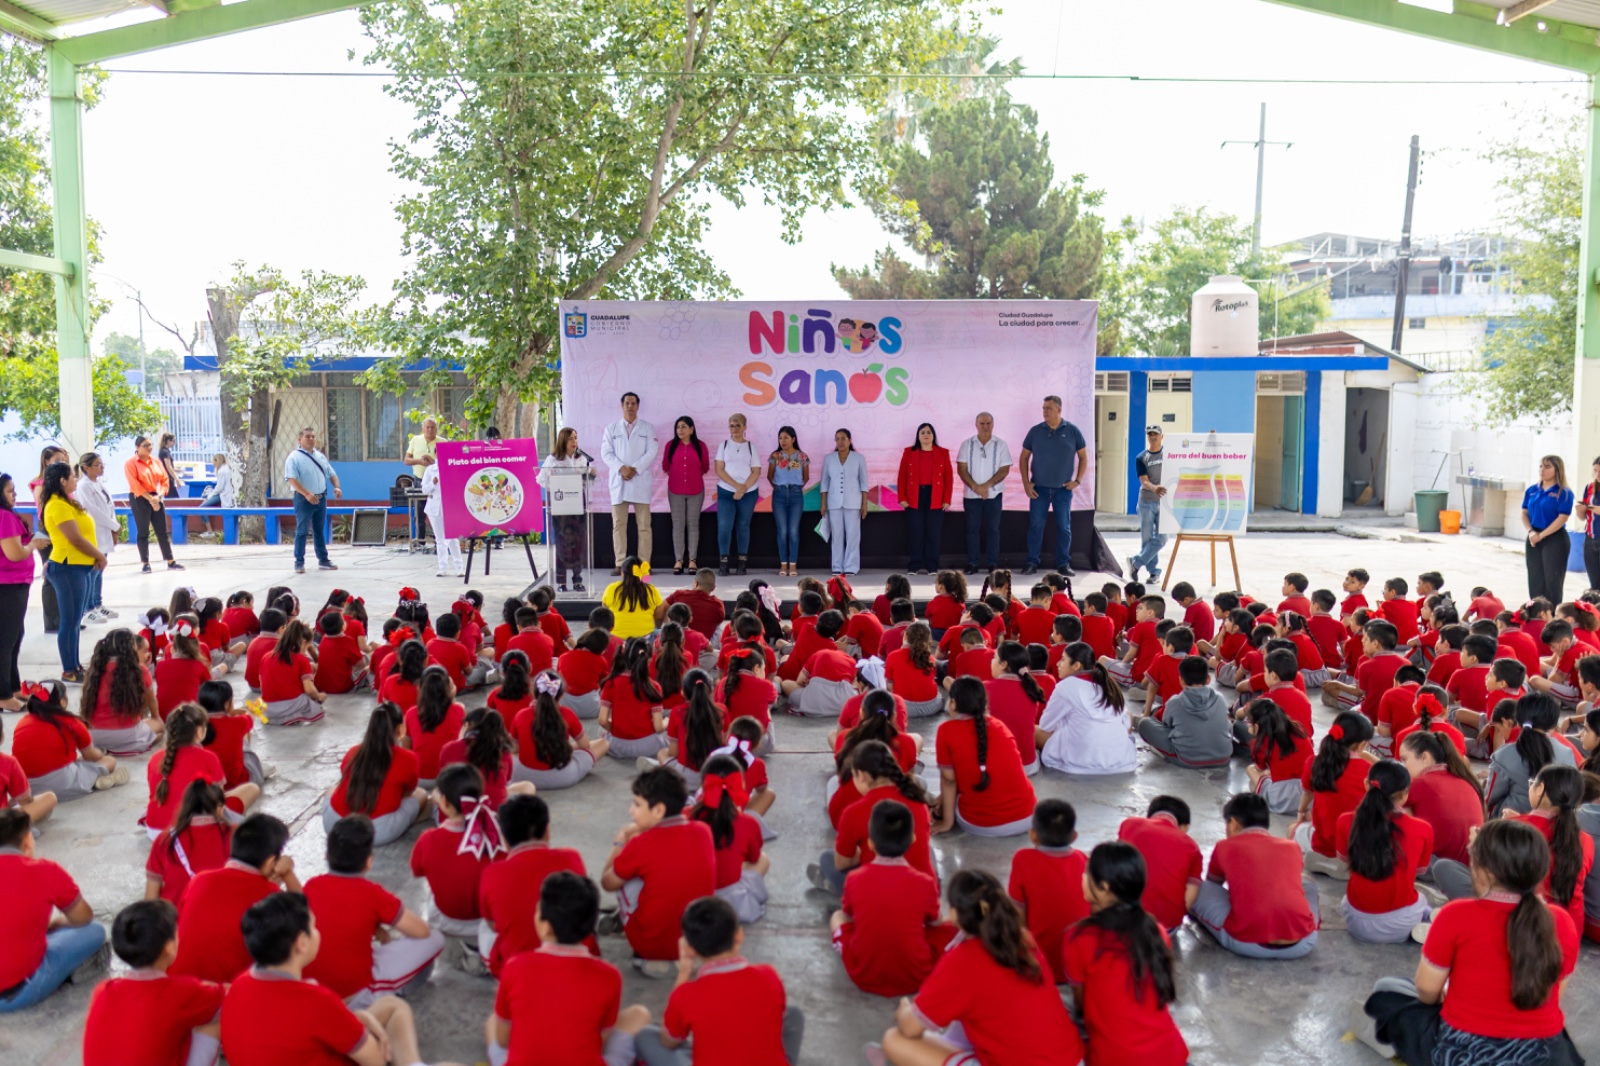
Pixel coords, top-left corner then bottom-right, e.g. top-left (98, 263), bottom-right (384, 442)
top-left (154, 703), bottom-right (208, 806)
top-left (81, 628), bottom-right (148, 726)
top-left (847, 738), bottom-right (930, 807)
top-left (948, 676), bottom-right (992, 791)
top-left (948, 869), bottom-right (1041, 982)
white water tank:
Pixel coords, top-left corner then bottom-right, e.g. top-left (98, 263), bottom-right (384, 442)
top-left (1190, 275), bottom-right (1259, 356)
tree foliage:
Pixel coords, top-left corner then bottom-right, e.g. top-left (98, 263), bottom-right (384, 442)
top-left (832, 90), bottom-right (1106, 307)
top-left (103, 331), bottom-right (183, 383)
top-left (1474, 110), bottom-right (1580, 426)
top-left (1103, 206), bottom-right (1327, 356)
top-left (0, 39), bottom-right (153, 444)
top-left (359, 0), bottom-right (967, 428)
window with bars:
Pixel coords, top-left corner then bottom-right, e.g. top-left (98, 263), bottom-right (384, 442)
top-left (439, 387), bottom-right (471, 429)
top-left (326, 389), bottom-right (363, 463)
top-left (366, 391), bottom-right (404, 459)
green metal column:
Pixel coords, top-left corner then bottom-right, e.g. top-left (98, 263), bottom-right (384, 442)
top-left (1573, 75), bottom-right (1600, 473)
top-left (47, 46), bottom-right (94, 456)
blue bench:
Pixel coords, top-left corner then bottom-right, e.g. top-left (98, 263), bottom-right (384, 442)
top-left (17, 504), bottom-right (402, 546)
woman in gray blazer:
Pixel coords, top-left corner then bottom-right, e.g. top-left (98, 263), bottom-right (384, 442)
top-left (819, 428), bottom-right (869, 576)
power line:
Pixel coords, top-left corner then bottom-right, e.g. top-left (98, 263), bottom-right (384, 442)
top-left (98, 67), bottom-right (1583, 85)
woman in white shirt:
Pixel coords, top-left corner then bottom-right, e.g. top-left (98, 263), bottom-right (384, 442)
top-left (1036, 641), bottom-right (1137, 775)
top-left (74, 452), bottom-right (118, 624)
top-left (538, 427), bottom-right (593, 592)
top-left (714, 412), bottom-right (760, 576)
top-left (420, 462), bottom-right (461, 577)
top-left (818, 428), bottom-right (870, 577)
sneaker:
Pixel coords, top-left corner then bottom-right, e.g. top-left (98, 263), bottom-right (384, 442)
top-left (632, 957), bottom-right (675, 979)
top-left (166, 562), bottom-right (185, 571)
top-left (318, 562), bottom-right (339, 571)
top-left (93, 764), bottom-right (130, 790)
top-left (1350, 1000), bottom-right (1396, 1060)
top-left (1410, 921), bottom-right (1431, 945)
top-left (1147, 568), bottom-right (1162, 580)
top-left (596, 910), bottom-right (624, 936)
top-left (806, 862), bottom-right (835, 893)
top-left (1415, 881), bottom-right (1448, 909)
top-left (59, 669), bottom-right (84, 685)
top-left (1019, 565), bottom-right (1038, 575)
top-left (436, 571), bottom-right (447, 577)
top-left (294, 567), bottom-right (306, 575)
top-left (99, 607), bottom-right (118, 619)
top-left (141, 563), bottom-right (152, 574)
top-left (636, 756), bottom-right (662, 774)
top-left (84, 608), bottom-right (104, 623)
top-left (458, 944), bottom-right (488, 977)
top-left (1126, 556), bottom-right (1140, 580)
top-left (572, 581), bottom-right (586, 593)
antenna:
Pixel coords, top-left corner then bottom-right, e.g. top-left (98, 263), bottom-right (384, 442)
top-left (1221, 103), bottom-right (1293, 256)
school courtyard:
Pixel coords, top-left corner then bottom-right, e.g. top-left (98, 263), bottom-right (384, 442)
top-left (2, 524), bottom-right (1596, 1066)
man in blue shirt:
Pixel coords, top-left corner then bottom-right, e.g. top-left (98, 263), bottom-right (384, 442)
top-left (283, 426), bottom-right (342, 574)
top-left (1017, 395), bottom-right (1089, 576)
top-left (1129, 426), bottom-right (1166, 581)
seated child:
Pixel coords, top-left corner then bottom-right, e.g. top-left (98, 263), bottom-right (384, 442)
top-left (870, 870), bottom-right (1082, 1066)
top-left (1141, 625), bottom-right (1193, 714)
top-left (1172, 581), bottom-right (1215, 644)
top-left (154, 617), bottom-right (221, 720)
top-left (404, 666), bottom-right (465, 788)
top-left (1370, 663), bottom-right (1426, 757)
top-left (1321, 619), bottom-right (1405, 719)
top-left (410, 764), bottom-right (506, 973)
top-left (1528, 618), bottom-right (1584, 706)
top-left (600, 766), bottom-right (717, 975)
top-left (144, 703), bottom-right (258, 838)
top-left (1278, 572), bottom-right (1312, 617)
top-left (243, 607), bottom-right (285, 691)
top-left (884, 623), bottom-right (943, 719)
top-left (815, 739), bottom-right (934, 892)
top-left (144, 778), bottom-right (231, 905)
top-left (171, 814), bottom-right (300, 983)
top-left (1191, 792), bottom-right (1320, 960)
top-left (83, 628), bottom-right (163, 755)
top-left (312, 611), bottom-right (369, 694)
top-left (0, 712), bottom-right (58, 824)
top-left (1101, 595), bottom-right (1165, 698)
top-left (558, 628), bottom-right (613, 719)
top-left (1063, 842), bottom-right (1189, 1065)
top-left (305, 814), bottom-right (444, 1007)
top-left (197, 678), bottom-right (261, 789)
top-left (479, 795), bottom-right (589, 976)
top-left (650, 670), bottom-right (724, 791)
top-left (1291, 712), bottom-right (1377, 879)
top-left (195, 597), bottom-right (248, 670)
top-left (829, 800), bottom-right (954, 997)
top-left (1243, 699), bottom-right (1313, 814)
top-left (0, 807), bottom-right (106, 1014)
top-left (257, 620), bottom-right (326, 726)
top-left (1397, 728), bottom-right (1483, 867)
top-left (782, 610), bottom-right (856, 719)
top-left (1007, 798), bottom-right (1089, 984)
top-left (429, 612), bottom-right (489, 690)
top-left (223, 590), bottom-right (259, 642)
top-left (1484, 694), bottom-right (1577, 816)
top-left (513, 669), bottom-right (607, 790)
top-left (488, 872), bottom-right (650, 1066)
top-left (940, 626), bottom-right (992, 689)
top-left (1035, 641), bottom-right (1136, 776)
top-left (1136, 656), bottom-right (1231, 769)
top-left (83, 899), bottom-right (222, 1065)
top-left (1117, 796), bottom-right (1202, 932)
top-left (323, 705), bottom-right (429, 846)
top-left (599, 639), bottom-right (669, 761)
top-left (687, 754), bottom-right (769, 923)
top-left (717, 650), bottom-right (779, 748)
top-left (1442, 632), bottom-right (1497, 720)
top-left (1377, 578), bottom-right (1419, 644)
top-left (1457, 657), bottom-right (1527, 740)
top-left (931, 678), bottom-right (1036, 838)
top-left (1334, 759), bottom-right (1434, 944)
top-left (635, 896), bottom-right (801, 1066)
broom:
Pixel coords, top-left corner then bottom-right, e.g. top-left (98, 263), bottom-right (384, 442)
top-left (1354, 431), bottom-right (1386, 506)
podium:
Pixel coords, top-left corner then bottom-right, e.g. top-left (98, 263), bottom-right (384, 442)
top-left (543, 468), bottom-right (594, 596)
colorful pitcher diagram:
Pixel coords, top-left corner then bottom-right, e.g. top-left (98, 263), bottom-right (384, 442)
top-left (1172, 467), bottom-right (1248, 532)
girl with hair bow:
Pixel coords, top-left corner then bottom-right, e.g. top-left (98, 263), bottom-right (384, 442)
top-left (409, 762), bottom-right (502, 972)
top-left (690, 753), bottom-right (769, 923)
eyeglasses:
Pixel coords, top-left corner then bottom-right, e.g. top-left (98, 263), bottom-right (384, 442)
top-left (1146, 426), bottom-right (1163, 434)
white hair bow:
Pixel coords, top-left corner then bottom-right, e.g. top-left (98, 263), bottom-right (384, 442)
top-left (757, 585), bottom-right (781, 618)
top-left (534, 672), bottom-right (563, 698)
top-left (857, 656), bottom-right (886, 690)
top-left (138, 612), bottom-right (167, 637)
top-left (709, 737), bottom-right (753, 765)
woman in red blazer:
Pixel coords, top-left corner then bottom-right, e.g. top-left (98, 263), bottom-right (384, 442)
top-left (897, 422), bottom-right (953, 575)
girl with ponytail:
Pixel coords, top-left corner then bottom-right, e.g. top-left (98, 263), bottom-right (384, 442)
top-left (1291, 710), bottom-right (1374, 878)
top-left (984, 641), bottom-right (1047, 774)
top-left (1510, 764), bottom-right (1594, 935)
top-left (143, 777), bottom-right (231, 904)
top-left (143, 703), bottom-right (258, 838)
top-left (378, 638), bottom-right (429, 710)
top-left (1363, 819), bottom-right (1582, 1066)
top-left (1392, 686), bottom-right (1468, 758)
top-left (403, 665), bottom-right (464, 788)
top-left (651, 621), bottom-right (688, 707)
top-left (1398, 729), bottom-right (1485, 868)
top-left (931, 676), bottom-right (1035, 838)
top-left (875, 869), bottom-right (1082, 1066)
top-left (1037, 641), bottom-right (1137, 776)
top-left (1486, 692), bottom-right (1576, 816)
top-left (653, 668), bottom-right (725, 790)
top-left (598, 637), bottom-right (668, 760)
top-left (437, 707), bottom-right (535, 808)
top-left (512, 670), bottom-right (607, 789)
top-left (258, 618), bottom-right (325, 726)
top-left (815, 738), bottom-right (935, 893)
top-left (1244, 698), bottom-right (1313, 814)
top-left (154, 614), bottom-right (219, 721)
top-left (1335, 759), bottom-right (1434, 943)
top-left (691, 753), bottom-right (769, 922)
top-left (487, 649), bottom-right (534, 717)
top-left (828, 690), bottom-right (922, 829)
top-left (716, 647), bottom-right (779, 748)
top-left (11, 679), bottom-right (126, 800)
top-left (1062, 842), bottom-right (1187, 1064)
top-left (324, 703), bottom-right (429, 846)
top-left (885, 622), bottom-right (944, 719)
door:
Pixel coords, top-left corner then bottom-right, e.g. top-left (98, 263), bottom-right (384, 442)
top-left (1385, 385), bottom-right (1418, 517)
top-left (1095, 394), bottom-right (1129, 513)
top-left (1280, 394), bottom-right (1303, 512)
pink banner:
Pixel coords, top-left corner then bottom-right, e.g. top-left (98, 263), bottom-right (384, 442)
top-left (437, 439), bottom-right (546, 539)
top-left (557, 299), bottom-right (1098, 512)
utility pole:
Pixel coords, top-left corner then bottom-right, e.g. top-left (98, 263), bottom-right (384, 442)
top-left (1391, 135), bottom-right (1420, 353)
top-left (1222, 103), bottom-right (1292, 256)
top-left (135, 287), bottom-right (147, 394)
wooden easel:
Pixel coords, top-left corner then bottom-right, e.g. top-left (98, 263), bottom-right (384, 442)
top-left (463, 533), bottom-right (542, 585)
top-left (1160, 532), bottom-right (1241, 592)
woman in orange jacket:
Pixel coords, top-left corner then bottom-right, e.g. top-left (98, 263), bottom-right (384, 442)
top-left (897, 423), bottom-right (952, 575)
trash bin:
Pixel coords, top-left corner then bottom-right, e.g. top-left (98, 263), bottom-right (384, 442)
top-left (1439, 509), bottom-right (1461, 535)
top-left (1414, 490), bottom-right (1449, 533)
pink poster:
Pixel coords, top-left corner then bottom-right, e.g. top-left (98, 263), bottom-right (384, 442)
top-left (437, 439), bottom-right (546, 539)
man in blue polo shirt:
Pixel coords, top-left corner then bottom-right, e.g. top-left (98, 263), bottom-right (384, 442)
top-left (283, 427), bottom-right (342, 575)
top-left (1017, 394), bottom-right (1089, 576)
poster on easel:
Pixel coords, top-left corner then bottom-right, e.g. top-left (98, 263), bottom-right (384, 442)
top-left (438, 439), bottom-right (546, 539)
top-left (1159, 433), bottom-right (1254, 535)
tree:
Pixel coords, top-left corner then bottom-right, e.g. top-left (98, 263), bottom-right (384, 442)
top-left (833, 91), bottom-right (1106, 308)
top-left (358, 0), bottom-right (966, 429)
top-left (0, 39), bottom-right (154, 443)
top-left (103, 331), bottom-right (184, 385)
top-left (208, 264), bottom-right (370, 524)
top-left (1474, 110), bottom-right (1580, 425)
top-left (1105, 206), bottom-right (1327, 356)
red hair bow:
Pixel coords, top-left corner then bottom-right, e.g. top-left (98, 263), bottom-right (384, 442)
top-left (19, 680), bottom-right (50, 701)
top-left (1573, 600), bottom-right (1599, 619)
top-left (388, 625), bottom-right (415, 647)
top-left (1415, 693), bottom-right (1443, 719)
top-left (398, 587), bottom-right (420, 603)
top-left (452, 599), bottom-right (474, 618)
top-left (1328, 723), bottom-right (1345, 741)
top-left (456, 795), bottom-right (507, 860)
top-left (701, 772), bottom-right (750, 811)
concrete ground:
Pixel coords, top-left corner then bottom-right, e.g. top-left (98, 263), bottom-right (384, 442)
top-left (2, 524), bottom-right (1597, 1066)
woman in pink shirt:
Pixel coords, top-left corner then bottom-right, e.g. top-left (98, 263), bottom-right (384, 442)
top-left (661, 416), bottom-right (710, 575)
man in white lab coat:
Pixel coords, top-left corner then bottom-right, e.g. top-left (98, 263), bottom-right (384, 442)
top-left (598, 391), bottom-right (658, 574)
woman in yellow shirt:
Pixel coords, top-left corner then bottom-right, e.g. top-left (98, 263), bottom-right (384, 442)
top-left (601, 557), bottom-right (663, 639)
top-left (39, 461), bottom-right (105, 682)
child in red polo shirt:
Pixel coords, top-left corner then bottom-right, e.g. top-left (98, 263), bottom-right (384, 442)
top-left (829, 800), bottom-right (953, 997)
top-left (1013, 584), bottom-right (1057, 647)
top-left (84, 900), bottom-right (223, 1066)
top-left (1528, 618), bottom-right (1584, 706)
top-left (1141, 626), bottom-right (1193, 713)
top-left (1425, 623), bottom-right (1467, 686)
top-left (939, 627), bottom-right (992, 689)
top-left (0, 807), bottom-right (106, 1014)
top-left (410, 764), bottom-right (504, 973)
top-left (1321, 618), bottom-right (1406, 720)
top-left (870, 869), bottom-right (1083, 1066)
top-left (507, 605), bottom-right (557, 676)
top-left (488, 871), bottom-right (650, 1066)
top-left (1064, 842), bottom-right (1189, 1066)
top-left (1335, 759), bottom-right (1434, 943)
top-left (782, 610), bottom-right (856, 718)
top-left (1376, 577), bottom-right (1419, 643)
top-left (1192, 792), bottom-right (1320, 959)
top-left (479, 794), bottom-right (589, 976)
top-left (305, 814), bottom-right (443, 1007)
top-left (242, 607), bottom-right (285, 691)
top-left (221, 892), bottom-right (452, 1066)
top-left (1460, 657), bottom-right (1527, 738)
top-left (144, 703), bottom-right (259, 836)
top-left (170, 813), bottom-right (299, 984)
top-left (843, 599), bottom-right (886, 659)
top-left (196, 678), bottom-right (261, 789)
top-left (636, 896), bottom-right (800, 1066)
top-left (1102, 595), bottom-right (1164, 696)
top-left (815, 739), bottom-right (934, 891)
top-left (1277, 572), bottom-right (1312, 617)
top-left (429, 612), bottom-right (488, 691)
top-left (0, 715), bottom-right (56, 825)
top-left (1079, 593), bottom-right (1118, 663)
top-left (558, 628), bottom-right (612, 720)
top-left (144, 778), bottom-right (231, 905)
top-left (313, 611), bottom-right (369, 694)
top-left (1371, 663), bottom-right (1426, 757)
top-left (600, 766), bottom-right (717, 975)
top-left (1117, 796), bottom-right (1203, 932)
top-left (1007, 798), bottom-right (1089, 983)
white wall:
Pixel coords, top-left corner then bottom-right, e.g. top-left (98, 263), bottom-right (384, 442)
top-left (1406, 371), bottom-right (1570, 514)
top-left (1317, 371), bottom-right (1346, 518)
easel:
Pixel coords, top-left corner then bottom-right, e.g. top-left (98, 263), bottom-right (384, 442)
top-left (1160, 532), bottom-right (1241, 592)
top-left (463, 533), bottom-right (543, 586)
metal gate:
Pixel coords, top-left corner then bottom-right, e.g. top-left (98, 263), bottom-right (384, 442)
top-left (155, 395), bottom-right (223, 463)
